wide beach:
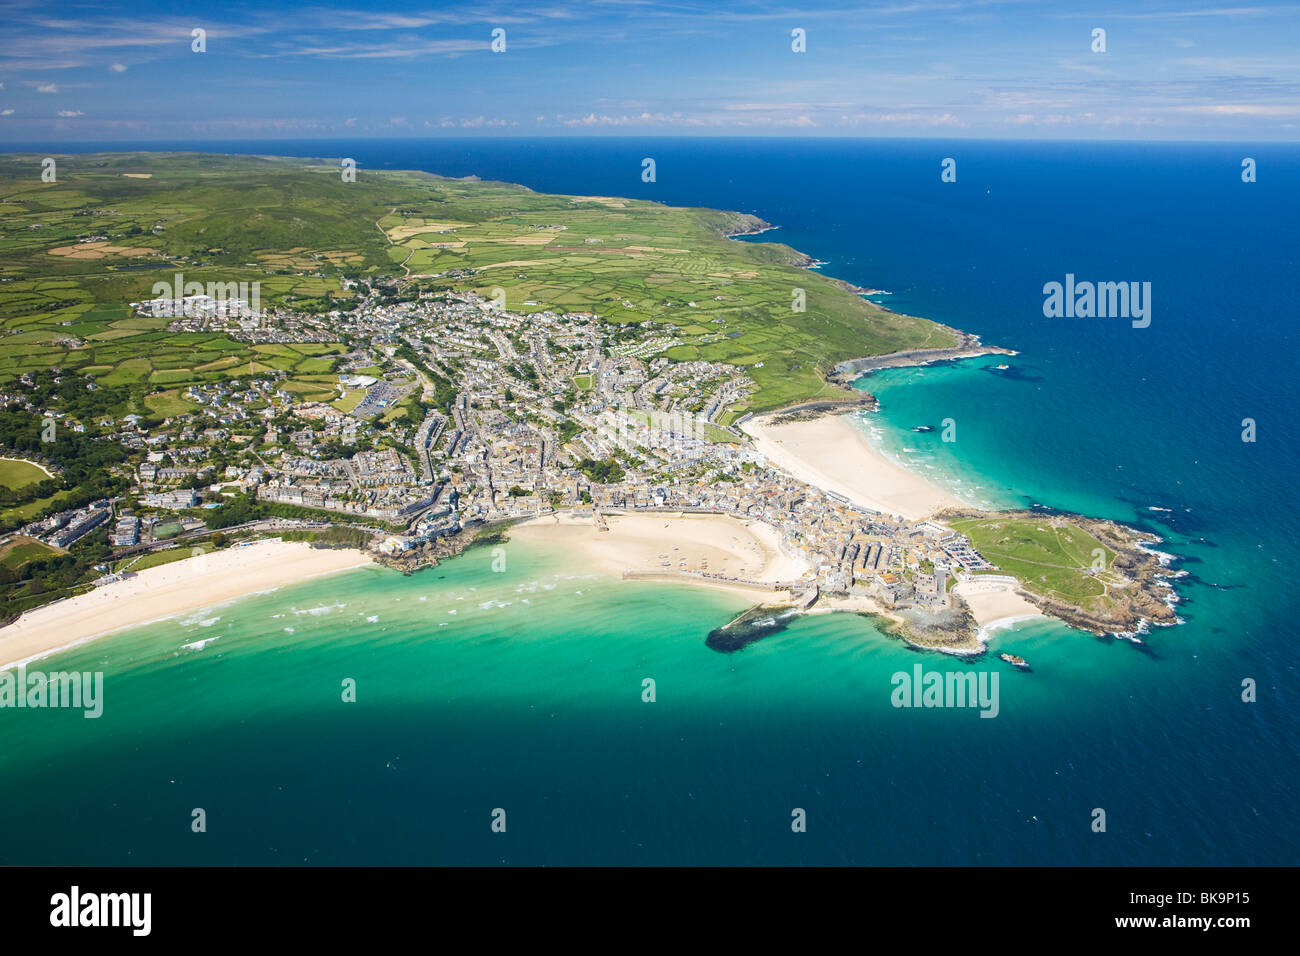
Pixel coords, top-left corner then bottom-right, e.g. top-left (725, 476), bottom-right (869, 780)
top-left (740, 411), bottom-right (963, 521)
top-left (509, 510), bottom-right (812, 598)
top-left (0, 539), bottom-right (374, 669)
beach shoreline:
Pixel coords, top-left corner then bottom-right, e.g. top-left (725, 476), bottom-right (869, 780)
top-left (740, 410), bottom-right (964, 521)
top-left (510, 510), bottom-right (814, 601)
top-left (952, 578), bottom-right (1046, 639)
top-left (0, 539), bottom-right (374, 670)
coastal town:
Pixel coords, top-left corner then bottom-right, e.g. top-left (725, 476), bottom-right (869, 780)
top-left (0, 283), bottom-right (1025, 638)
top-left (0, 251), bottom-right (1184, 664)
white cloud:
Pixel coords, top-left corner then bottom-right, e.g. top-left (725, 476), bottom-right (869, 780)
top-left (110, 63), bottom-right (127, 72)
top-left (0, 108), bottom-right (13, 116)
top-left (36, 82), bottom-right (59, 94)
top-left (57, 110), bottom-right (83, 117)
top-left (1175, 104), bottom-right (1300, 116)
top-left (840, 110), bottom-right (965, 128)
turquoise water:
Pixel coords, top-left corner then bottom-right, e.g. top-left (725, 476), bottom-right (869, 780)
top-left (5, 536), bottom-right (1278, 865)
top-left (2, 138), bottom-right (1296, 864)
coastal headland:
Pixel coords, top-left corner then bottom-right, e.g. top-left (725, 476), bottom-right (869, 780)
top-left (0, 152), bottom-right (1184, 667)
top-left (828, 331), bottom-right (1017, 385)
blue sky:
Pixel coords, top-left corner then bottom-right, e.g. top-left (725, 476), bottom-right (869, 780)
top-left (0, 0), bottom-right (1297, 141)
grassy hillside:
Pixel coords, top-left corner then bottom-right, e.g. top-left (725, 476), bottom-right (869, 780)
top-left (0, 152), bottom-right (958, 411)
top-left (948, 514), bottom-right (1120, 606)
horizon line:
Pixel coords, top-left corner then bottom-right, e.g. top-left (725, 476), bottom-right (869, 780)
top-left (3, 134), bottom-right (1299, 149)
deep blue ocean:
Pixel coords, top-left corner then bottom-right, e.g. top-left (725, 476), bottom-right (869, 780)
top-left (2, 138), bottom-right (1297, 865)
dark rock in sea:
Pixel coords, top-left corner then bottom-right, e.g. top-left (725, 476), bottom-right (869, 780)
top-left (705, 604), bottom-right (792, 653)
top-left (982, 363), bottom-right (1044, 382)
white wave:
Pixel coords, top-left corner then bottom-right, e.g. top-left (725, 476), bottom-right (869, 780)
top-left (974, 613), bottom-right (1044, 645)
top-left (293, 603), bottom-right (347, 616)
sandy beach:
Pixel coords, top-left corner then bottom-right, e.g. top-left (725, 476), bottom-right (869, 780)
top-left (952, 577), bottom-right (1045, 633)
top-left (0, 539), bottom-right (374, 669)
top-left (808, 592), bottom-right (898, 620)
top-left (740, 412), bottom-right (963, 520)
top-left (510, 510), bottom-right (812, 597)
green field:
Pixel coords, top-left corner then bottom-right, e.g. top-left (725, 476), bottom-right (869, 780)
top-left (116, 541), bottom-right (213, 573)
top-left (331, 388), bottom-right (364, 413)
top-left (0, 489), bottom-right (74, 524)
top-left (0, 457), bottom-right (51, 489)
top-left (948, 514), bottom-right (1121, 606)
top-left (0, 152), bottom-right (958, 412)
top-left (0, 535), bottom-right (61, 570)
top-left (0, 457), bottom-right (70, 526)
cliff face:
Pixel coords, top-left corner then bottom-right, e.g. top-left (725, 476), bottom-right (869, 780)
top-left (717, 212), bottom-right (772, 238)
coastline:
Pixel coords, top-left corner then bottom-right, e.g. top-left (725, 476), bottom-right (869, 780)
top-left (0, 539), bottom-right (374, 670)
top-left (952, 578), bottom-right (1046, 639)
top-left (509, 510), bottom-right (813, 601)
top-left (740, 410), bottom-right (964, 521)
top-left (828, 333), bottom-right (1016, 385)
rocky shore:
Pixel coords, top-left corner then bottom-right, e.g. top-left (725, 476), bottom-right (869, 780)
top-left (935, 508), bottom-right (1182, 639)
top-left (766, 394), bottom-right (879, 423)
top-left (359, 521), bottom-right (509, 575)
top-left (828, 331), bottom-right (1017, 386)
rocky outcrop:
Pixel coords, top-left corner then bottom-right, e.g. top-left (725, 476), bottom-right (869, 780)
top-left (829, 332), bottom-right (1017, 386)
top-left (935, 507), bottom-right (1181, 639)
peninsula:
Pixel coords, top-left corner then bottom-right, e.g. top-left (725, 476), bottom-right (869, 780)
top-left (0, 153), bottom-right (1181, 665)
